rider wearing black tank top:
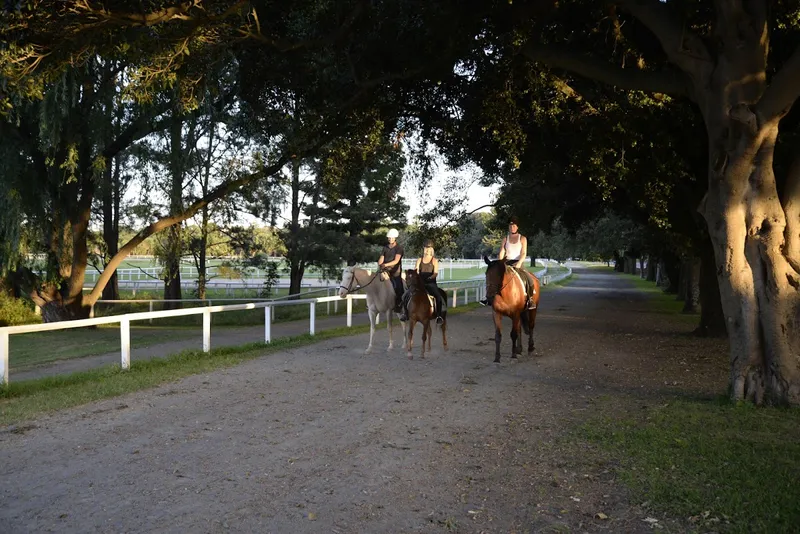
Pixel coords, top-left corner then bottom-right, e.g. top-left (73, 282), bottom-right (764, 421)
top-left (399, 239), bottom-right (447, 324)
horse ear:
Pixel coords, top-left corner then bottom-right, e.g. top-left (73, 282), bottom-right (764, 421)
top-left (483, 255), bottom-right (491, 265)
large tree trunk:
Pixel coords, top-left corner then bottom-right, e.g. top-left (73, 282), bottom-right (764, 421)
top-left (697, 15), bottom-right (800, 404)
top-left (287, 158), bottom-right (304, 298)
top-left (197, 206), bottom-right (208, 300)
top-left (682, 256), bottom-right (701, 313)
top-left (661, 252), bottom-right (681, 294)
top-left (677, 259), bottom-right (689, 302)
top-left (101, 156), bottom-right (120, 301)
top-left (289, 262), bottom-right (305, 297)
top-left (646, 256), bottom-right (657, 282)
top-left (163, 107), bottom-right (184, 307)
top-left (696, 239), bottom-right (726, 337)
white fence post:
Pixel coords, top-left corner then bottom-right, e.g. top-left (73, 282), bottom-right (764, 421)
top-left (347, 296), bottom-right (353, 327)
top-left (203, 309), bottom-right (211, 352)
top-left (452, 289), bottom-right (457, 308)
top-left (0, 331), bottom-right (8, 385)
top-left (120, 318), bottom-right (131, 370)
top-left (309, 302), bottom-right (316, 335)
top-left (264, 306), bottom-right (271, 343)
top-left (149, 301), bottom-right (154, 324)
top-left (326, 288), bottom-right (331, 315)
top-left (463, 288), bottom-right (468, 304)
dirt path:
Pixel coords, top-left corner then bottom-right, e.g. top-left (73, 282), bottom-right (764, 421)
top-left (0, 267), bottom-right (729, 533)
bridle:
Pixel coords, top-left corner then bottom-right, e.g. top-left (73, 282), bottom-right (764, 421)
top-left (485, 264), bottom-right (514, 299)
top-left (339, 267), bottom-right (381, 294)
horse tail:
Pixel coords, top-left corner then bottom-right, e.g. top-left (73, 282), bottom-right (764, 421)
top-left (521, 311), bottom-right (530, 335)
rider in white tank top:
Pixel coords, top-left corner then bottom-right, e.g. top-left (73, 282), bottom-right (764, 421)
top-left (504, 235), bottom-right (523, 261)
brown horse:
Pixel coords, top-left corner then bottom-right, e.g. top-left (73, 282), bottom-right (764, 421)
top-left (483, 256), bottom-right (541, 362)
top-left (404, 269), bottom-right (448, 360)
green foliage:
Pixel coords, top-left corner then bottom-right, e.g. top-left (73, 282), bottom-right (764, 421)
top-left (0, 293), bottom-right (41, 326)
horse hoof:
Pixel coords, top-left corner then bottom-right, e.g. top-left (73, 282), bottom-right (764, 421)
top-left (511, 355), bottom-right (518, 359)
top-left (493, 357), bottom-right (501, 363)
top-left (407, 353), bottom-right (413, 360)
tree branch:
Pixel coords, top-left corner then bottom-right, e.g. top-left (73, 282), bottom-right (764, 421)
top-left (756, 45), bottom-right (800, 122)
top-left (85, 155), bottom-right (289, 304)
top-left (619, 0), bottom-right (713, 81)
top-left (521, 42), bottom-right (692, 99)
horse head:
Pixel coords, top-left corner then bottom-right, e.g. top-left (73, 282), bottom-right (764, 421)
top-left (484, 258), bottom-right (507, 306)
top-left (338, 265), bottom-right (357, 298)
top-left (406, 269), bottom-right (425, 292)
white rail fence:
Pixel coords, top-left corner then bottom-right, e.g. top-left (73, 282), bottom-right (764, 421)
top-left (0, 280), bottom-right (487, 385)
top-left (2, 264), bottom-right (573, 385)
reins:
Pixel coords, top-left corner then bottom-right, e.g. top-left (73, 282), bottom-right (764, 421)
top-left (340, 268), bottom-right (384, 294)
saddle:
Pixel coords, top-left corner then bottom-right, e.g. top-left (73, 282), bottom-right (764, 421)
top-left (509, 267), bottom-right (537, 308)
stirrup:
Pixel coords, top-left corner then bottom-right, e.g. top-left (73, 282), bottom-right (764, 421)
top-left (435, 316), bottom-right (444, 325)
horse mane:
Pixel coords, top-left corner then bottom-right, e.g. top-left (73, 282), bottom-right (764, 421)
top-left (406, 269), bottom-right (425, 291)
top-left (485, 259), bottom-right (507, 283)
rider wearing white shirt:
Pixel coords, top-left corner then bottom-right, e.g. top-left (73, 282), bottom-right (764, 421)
top-left (482, 216), bottom-right (537, 309)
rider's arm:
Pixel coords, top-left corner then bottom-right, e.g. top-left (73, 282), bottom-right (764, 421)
top-left (516, 237), bottom-right (527, 269)
top-left (415, 258), bottom-right (421, 272)
top-left (498, 237), bottom-right (507, 261)
top-left (377, 253), bottom-right (385, 270)
top-left (383, 245), bottom-right (404, 269)
top-left (431, 258), bottom-right (439, 280)
top-left (383, 254), bottom-right (402, 269)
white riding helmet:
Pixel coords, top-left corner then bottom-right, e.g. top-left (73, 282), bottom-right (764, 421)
top-left (386, 228), bottom-right (399, 238)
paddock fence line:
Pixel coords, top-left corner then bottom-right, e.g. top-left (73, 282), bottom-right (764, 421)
top-left (0, 280), bottom-right (488, 385)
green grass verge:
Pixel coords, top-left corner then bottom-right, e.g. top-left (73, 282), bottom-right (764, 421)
top-left (11, 326), bottom-right (201, 368)
top-left (617, 272), bottom-right (696, 319)
top-left (581, 398), bottom-right (800, 533)
top-left (0, 303), bottom-right (481, 426)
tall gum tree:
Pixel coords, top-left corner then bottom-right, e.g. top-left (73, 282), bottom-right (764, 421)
top-left (520, 1), bottom-right (800, 404)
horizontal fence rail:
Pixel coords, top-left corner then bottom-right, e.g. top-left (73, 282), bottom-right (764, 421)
top-left (0, 279), bottom-right (492, 385)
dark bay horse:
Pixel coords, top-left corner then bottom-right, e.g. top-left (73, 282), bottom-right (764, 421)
top-left (483, 256), bottom-right (541, 362)
top-left (405, 269), bottom-right (448, 360)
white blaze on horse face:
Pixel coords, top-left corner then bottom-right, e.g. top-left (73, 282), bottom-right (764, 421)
top-left (339, 268), bottom-right (354, 298)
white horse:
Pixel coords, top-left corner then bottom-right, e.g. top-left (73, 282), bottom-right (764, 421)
top-left (338, 266), bottom-right (407, 354)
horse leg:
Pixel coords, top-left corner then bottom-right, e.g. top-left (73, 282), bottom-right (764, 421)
top-left (528, 308), bottom-right (538, 354)
top-left (387, 310), bottom-right (394, 351)
top-left (421, 320), bottom-right (429, 359)
top-left (493, 311), bottom-right (503, 363)
top-left (407, 318), bottom-right (416, 360)
top-left (426, 319), bottom-right (432, 352)
top-left (399, 311), bottom-right (408, 349)
top-left (441, 316), bottom-right (448, 351)
top-left (510, 314), bottom-right (521, 358)
top-left (366, 308), bottom-right (377, 354)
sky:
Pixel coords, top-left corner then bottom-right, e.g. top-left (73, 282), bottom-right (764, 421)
top-left (400, 166), bottom-right (498, 222)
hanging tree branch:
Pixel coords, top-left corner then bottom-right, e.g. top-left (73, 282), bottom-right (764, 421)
top-left (521, 42), bottom-right (693, 99)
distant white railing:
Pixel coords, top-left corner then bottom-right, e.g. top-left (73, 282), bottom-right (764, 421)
top-left (0, 280), bottom-right (487, 385)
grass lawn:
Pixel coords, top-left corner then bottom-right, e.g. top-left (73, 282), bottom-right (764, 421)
top-left (577, 268), bottom-right (800, 533)
top-left (581, 398), bottom-right (800, 533)
top-left (10, 326), bottom-right (201, 369)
